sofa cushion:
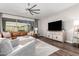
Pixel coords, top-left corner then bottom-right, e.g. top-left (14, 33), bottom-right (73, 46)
top-left (2, 32), bottom-right (11, 38)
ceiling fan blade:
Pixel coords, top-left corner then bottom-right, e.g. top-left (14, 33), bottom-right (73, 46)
top-left (32, 11), bottom-right (40, 14)
top-left (29, 10), bottom-right (33, 15)
top-left (30, 4), bottom-right (37, 9)
top-left (31, 9), bottom-right (40, 11)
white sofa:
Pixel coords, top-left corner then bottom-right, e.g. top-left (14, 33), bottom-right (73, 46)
top-left (0, 36), bottom-right (36, 56)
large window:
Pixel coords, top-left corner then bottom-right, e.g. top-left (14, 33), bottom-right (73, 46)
top-left (2, 18), bottom-right (34, 32)
top-left (5, 22), bottom-right (31, 32)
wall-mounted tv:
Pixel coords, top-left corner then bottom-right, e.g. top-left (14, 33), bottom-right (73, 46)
top-left (48, 20), bottom-right (62, 31)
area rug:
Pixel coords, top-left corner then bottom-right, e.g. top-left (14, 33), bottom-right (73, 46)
top-left (35, 39), bottom-right (60, 56)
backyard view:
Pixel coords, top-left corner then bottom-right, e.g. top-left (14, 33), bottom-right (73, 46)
top-left (5, 21), bottom-right (31, 32)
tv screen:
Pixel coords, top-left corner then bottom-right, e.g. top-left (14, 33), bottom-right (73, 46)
top-left (48, 20), bottom-right (62, 31)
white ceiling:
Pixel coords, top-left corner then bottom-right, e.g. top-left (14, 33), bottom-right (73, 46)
top-left (0, 3), bottom-right (77, 19)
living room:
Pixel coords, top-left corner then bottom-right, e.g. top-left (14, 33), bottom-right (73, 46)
top-left (0, 2), bottom-right (79, 57)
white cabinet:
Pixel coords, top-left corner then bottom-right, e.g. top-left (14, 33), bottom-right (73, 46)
top-left (47, 31), bottom-right (64, 42)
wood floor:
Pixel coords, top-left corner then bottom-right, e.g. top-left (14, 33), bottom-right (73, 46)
top-left (37, 36), bottom-right (79, 56)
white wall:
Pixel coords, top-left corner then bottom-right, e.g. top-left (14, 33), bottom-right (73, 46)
top-left (38, 4), bottom-right (79, 43)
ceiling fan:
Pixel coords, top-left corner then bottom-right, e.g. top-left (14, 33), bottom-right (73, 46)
top-left (25, 3), bottom-right (40, 15)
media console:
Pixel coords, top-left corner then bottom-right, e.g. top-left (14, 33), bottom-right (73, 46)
top-left (47, 31), bottom-right (65, 42)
